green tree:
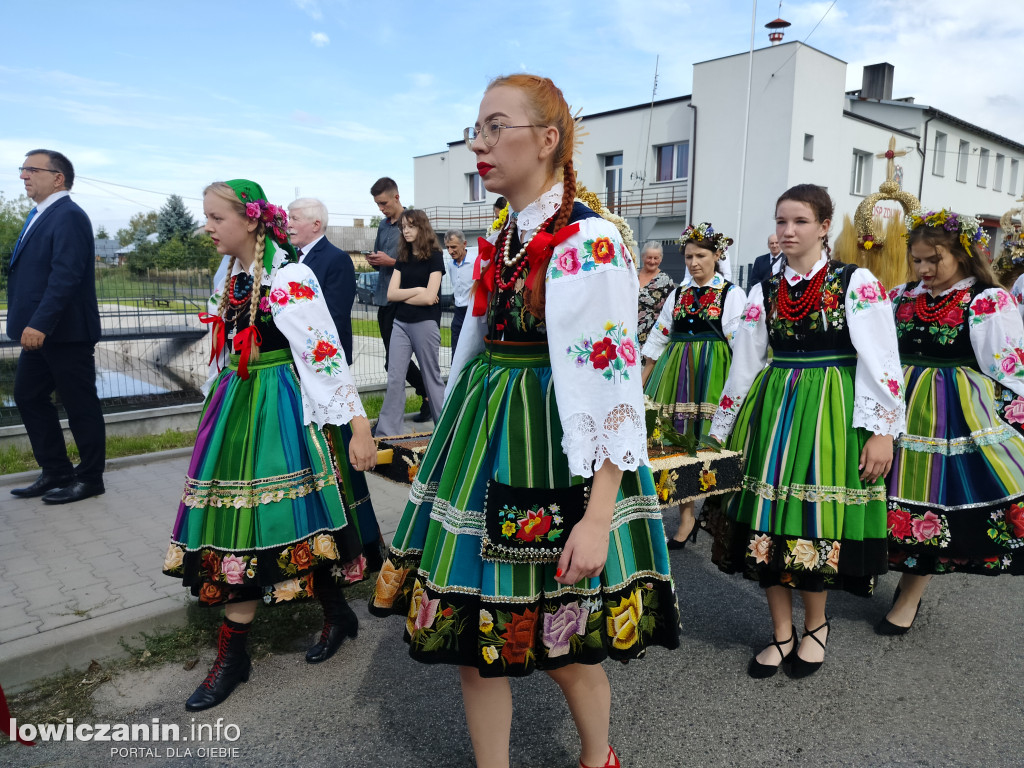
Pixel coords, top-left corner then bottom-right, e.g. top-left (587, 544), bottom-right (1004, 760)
top-left (96, 225), bottom-right (109, 239)
top-left (126, 239), bottom-right (159, 275)
top-left (157, 195), bottom-right (197, 243)
top-left (117, 211), bottom-right (159, 246)
top-left (369, 215), bottom-right (382, 228)
top-left (0, 194), bottom-right (33, 289)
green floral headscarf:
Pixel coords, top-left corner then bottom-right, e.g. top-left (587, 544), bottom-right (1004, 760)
top-left (225, 178), bottom-right (298, 274)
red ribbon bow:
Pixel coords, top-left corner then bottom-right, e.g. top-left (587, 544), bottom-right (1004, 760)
top-left (198, 312), bottom-right (226, 370)
top-left (232, 326), bottom-right (262, 380)
top-left (469, 223), bottom-right (582, 316)
top-left (0, 682), bottom-right (34, 746)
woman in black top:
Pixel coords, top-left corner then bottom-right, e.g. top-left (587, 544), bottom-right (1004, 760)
top-left (374, 209), bottom-right (446, 436)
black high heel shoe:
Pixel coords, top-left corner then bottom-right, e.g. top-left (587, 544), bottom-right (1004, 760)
top-left (790, 619), bottom-right (830, 678)
top-left (666, 520), bottom-right (700, 550)
top-left (747, 624), bottom-right (797, 678)
top-left (875, 586), bottom-right (920, 636)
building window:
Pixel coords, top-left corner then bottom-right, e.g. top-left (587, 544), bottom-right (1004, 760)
top-left (604, 153), bottom-right (623, 213)
top-left (655, 142), bottom-right (689, 182)
top-left (956, 140), bottom-right (970, 183)
top-left (978, 148), bottom-right (990, 187)
top-left (803, 134), bottom-right (814, 162)
top-left (995, 154), bottom-right (1005, 192)
top-left (468, 173), bottom-right (485, 202)
top-left (851, 150), bottom-right (872, 196)
top-left (932, 131), bottom-right (947, 176)
top-left (1010, 159), bottom-right (1020, 195)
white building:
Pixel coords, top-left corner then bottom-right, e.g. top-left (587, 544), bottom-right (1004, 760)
top-left (413, 41), bottom-right (1024, 284)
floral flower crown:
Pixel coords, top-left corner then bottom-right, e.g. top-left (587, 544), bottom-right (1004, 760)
top-left (906, 208), bottom-right (990, 257)
top-left (678, 222), bottom-right (733, 253)
top-left (240, 194), bottom-right (290, 248)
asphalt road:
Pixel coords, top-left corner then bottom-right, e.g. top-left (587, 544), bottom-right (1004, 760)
top-left (4, 534), bottom-right (1023, 768)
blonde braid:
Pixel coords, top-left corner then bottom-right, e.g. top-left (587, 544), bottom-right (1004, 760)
top-left (215, 253), bottom-right (236, 318)
top-left (247, 230), bottom-right (266, 362)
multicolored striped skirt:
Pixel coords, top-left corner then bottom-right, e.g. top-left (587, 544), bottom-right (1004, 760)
top-left (370, 340), bottom-right (680, 676)
top-left (708, 351), bottom-right (888, 596)
top-left (644, 332), bottom-right (731, 439)
top-left (887, 359), bottom-right (1024, 575)
top-left (163, 349), bottom-right (381, 606)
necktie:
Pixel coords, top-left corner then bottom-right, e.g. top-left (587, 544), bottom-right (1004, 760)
top-left (11, 207), bottom-right (38, 266)
top-left (297, 248), bottom-right (304, 262)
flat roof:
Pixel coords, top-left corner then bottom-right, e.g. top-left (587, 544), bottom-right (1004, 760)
top-left (695, 40), bottom-right (846, 68)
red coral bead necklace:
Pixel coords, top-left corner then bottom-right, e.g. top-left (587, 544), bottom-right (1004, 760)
top-left (777, 266), bottom-right (828, 321)
top-left (914, 288), bottom-right (968, 322)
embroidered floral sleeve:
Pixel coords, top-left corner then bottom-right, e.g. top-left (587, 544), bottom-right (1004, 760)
top-left (846, 267), bottom-right (906, 437)
top-left (639, 287), bottom-right (677, 361)
top-left (721, 283), bottom-right (747, 346)
top-left (968, 287), bottom-right (1024, 398)
top-left (545, 216), bottom-right (648, 476)
top-left (710, 283), bottom-right (769, 440)
top-left (270, 262), bottom-right (366, 428)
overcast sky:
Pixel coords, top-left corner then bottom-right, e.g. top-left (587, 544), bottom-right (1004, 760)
top-left (2, 0), bottom-right (1021, 234)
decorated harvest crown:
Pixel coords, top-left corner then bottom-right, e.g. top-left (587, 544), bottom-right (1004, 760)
top-left (679, 222), bottom-right (733, 253)
top-left (906, 208), bottom-right (991, 257)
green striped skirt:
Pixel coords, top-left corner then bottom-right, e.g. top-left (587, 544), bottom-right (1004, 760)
top-left (887, 360), bottom-right (1024, 575)
top-left (164, 349), bottom-right (381, 606)
top-left (370, 341), bottom-right (680, 676)
top-left (645, 332), bottom-right (732, 439)
top-left (707, 351), bottom-right (888, 596)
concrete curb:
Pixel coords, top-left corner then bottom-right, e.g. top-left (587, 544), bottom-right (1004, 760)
top-left (0, 596), bottom-right (191, 693)
top-left (1, 446), bottom-right (195, 486)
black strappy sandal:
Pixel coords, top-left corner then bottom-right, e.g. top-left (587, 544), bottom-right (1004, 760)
top-left (747, 624), bottom-right (797, 678)
top-left (790, 618), bottom-right (830, 678)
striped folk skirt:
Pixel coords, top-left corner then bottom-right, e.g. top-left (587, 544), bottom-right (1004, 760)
top-left (370, 340), bottom-right (680, 677)
top-left (887, 361), bottom-right (1024, 575)
top-left (707, 352), bottom-right (888, 596)
top-left (163, 349), bottom-right (381, 606)
top-left (644, 332), bottom-right (732, 439)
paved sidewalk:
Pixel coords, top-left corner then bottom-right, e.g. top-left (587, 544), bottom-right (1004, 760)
top-left (0, 429), bottom-right (416, 692)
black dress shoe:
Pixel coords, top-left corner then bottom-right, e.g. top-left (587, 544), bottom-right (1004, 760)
top-left (789, 619), bottom-right (830, 678)
top-left (10, 472), bottom-right (74, 498)
top-left (748, 624), bottom-right (797, 679)
top-left (411, 400), bottom-right (432, 423)
top-left (41, 479), bottom-right (105, 505)
top-left (306, 614), bottom-right (358, 663)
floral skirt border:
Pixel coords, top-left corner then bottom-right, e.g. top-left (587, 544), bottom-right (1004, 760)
top-left (887, 498), bottom-right (1024, 576)
top-left (704, 500), bottom-right (883, 597)
top-left (162, 529), bottom-right (370, 606)
top-left (370, 553), bottom-right (680, 677)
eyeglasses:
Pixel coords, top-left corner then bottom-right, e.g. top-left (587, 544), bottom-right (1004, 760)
top-left (18, 166), bottom-right (59, 175)
top-left (464, 122), bottom-right (546, 150)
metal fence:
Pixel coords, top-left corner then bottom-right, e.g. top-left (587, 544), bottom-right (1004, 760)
top-left (0, 262), bottom-right (455, 427)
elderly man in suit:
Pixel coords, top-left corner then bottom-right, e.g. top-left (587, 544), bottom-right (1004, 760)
top-left (287, 198), bottom-right (356, 364)
top-left (8, 149), bottom-right (105, 504)
top-left (747, 233), bottom-right (782, 289)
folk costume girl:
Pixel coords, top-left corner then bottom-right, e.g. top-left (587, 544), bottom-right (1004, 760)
top-left (641, 223), bottom-right (746, 548)
top-left (163, 180), bottom-right (380, 711)
top-left (708, 184), bottom-right (905, 679)
top-left (881, 210), bottom-right (1024, 635)
top-left (370, 75), bottom-right (679, 768)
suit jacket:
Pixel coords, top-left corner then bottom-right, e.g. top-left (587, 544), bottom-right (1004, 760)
top-left (747, 251), bottom-right (779, 290)
top-left (302, 236), bottom-right (356, 364)
top-left (6, 195), bottom-right (100, 345)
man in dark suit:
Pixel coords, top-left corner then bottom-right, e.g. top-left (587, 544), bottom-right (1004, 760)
top-left (8, 149), bottom-right (105, 503)
top-left (747, 233), bottom-right (782, 290)
top-left (287, 198), bottom-right (356, 363)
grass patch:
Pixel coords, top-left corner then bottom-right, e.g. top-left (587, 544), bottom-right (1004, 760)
top-left (351, 317), bottom-right (451, 347)
top-left (1, 577), bottom-right (379, 739)
top-left (0, 428), bottom-right (199, 475)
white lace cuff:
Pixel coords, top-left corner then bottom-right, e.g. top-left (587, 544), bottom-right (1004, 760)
top-left (561, 404), bottom-right (648, 477)
top-left (853, 396), bottom-right (905, 438)
top-left (302, 383), bottom-right (365, 430)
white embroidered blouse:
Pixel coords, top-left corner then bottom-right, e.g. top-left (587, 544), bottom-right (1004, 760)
top-left (891, 277), bottom-right (1024, 399)
top-left (205, 259), bottom-right (366, 429)
top-left (640, 272), bottom-right (747, 361)
top-left (710, 255), bottom-right (907, 440)
top-left (447, 183), bottom-right (648, 477)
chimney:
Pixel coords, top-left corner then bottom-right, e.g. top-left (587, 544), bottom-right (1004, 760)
top-left (765, 17), bottom-right (790, 45)
top-left (353, 218), bottom-right (364, 228)
top-left (861, 63), bottom-right (894, 101)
